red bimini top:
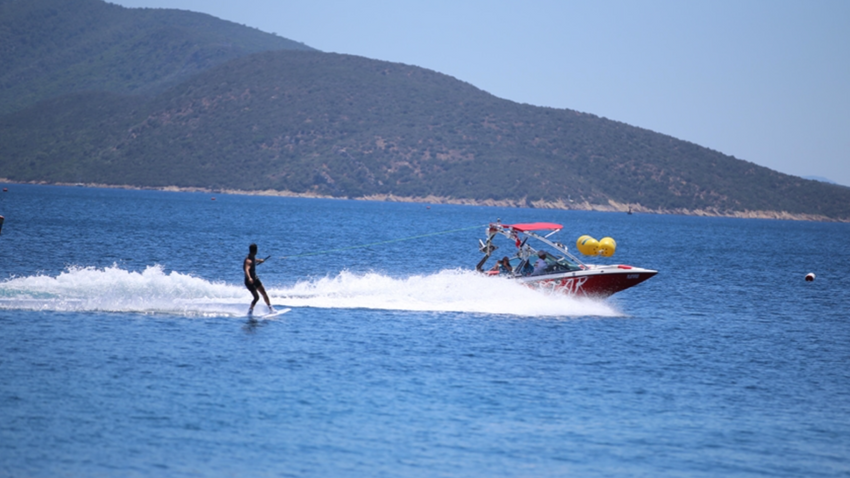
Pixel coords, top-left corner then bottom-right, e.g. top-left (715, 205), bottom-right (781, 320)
top-left (502, 222), bottom-right (563, 232)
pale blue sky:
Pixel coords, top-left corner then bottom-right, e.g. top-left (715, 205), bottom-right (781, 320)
top-left (110, 0), bottom-right (850, 186)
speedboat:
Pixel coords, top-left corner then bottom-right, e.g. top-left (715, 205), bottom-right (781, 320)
top-left (476, 221), bottom-right (657, 298)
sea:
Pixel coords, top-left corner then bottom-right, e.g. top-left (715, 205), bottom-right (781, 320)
top-left (1, 183), bottom-right (849, 477)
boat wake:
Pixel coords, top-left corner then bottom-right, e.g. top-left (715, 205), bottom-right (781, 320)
top-left (278, 269), bottom-right (621, 317)
top-left (0, 265), bottom-right (621, 318)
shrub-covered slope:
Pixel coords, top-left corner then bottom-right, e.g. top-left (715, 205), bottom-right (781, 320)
top-left (0, 0), bottom-right (313, 115)
top-left (2, 50), bottom-right (848, 220)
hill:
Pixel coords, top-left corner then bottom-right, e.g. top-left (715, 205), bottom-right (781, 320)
top-left (0, 0), bottom-right (313, 115)
top-left (2, 49), bottom-right (849, 221)
top-left (1, 1), bottom-right (848, 221)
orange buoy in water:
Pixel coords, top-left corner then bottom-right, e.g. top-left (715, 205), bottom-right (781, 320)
top-left (805, 273), bottom-right (815, 282)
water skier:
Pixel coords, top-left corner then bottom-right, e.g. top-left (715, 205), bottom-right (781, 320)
top-left (244, 243), bottom-right (273, 315)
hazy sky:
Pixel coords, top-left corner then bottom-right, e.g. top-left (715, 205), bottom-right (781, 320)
top-left (110, 0), bottom-right (850, 186)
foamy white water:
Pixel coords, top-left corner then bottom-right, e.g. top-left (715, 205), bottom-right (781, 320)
top-left (0, 265), bottom-right (243, 316)
top-left (0, 266), bottom-right (619, 317)
top-left (273, 269), bottom-right (620, 317)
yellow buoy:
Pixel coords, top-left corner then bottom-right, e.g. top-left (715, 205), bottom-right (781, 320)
top-left (598, 237), bottom-right (617, 257)
top-left (577, 235), bottom-right (599, 256)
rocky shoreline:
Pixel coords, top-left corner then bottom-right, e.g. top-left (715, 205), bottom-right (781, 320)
top-left (2, 179), bottom-right (845, 222)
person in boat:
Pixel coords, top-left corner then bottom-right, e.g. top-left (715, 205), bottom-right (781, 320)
top-left (244, 243), bottom-right (273, 315)
top-left (531, 250), bottom-right (550, 276)
top-left (490, 256), bottom-right (512, 275)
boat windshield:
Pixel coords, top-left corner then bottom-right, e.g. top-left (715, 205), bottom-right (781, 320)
top-left (548, 255), bottom-right (583, 272)
top-left (514, 251), bottom-right (582, 276)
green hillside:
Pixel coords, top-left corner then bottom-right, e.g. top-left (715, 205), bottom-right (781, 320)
top-left (2, 49), bottom-right (849, 220)
top-left (0, 0), bottom-right (313, 115)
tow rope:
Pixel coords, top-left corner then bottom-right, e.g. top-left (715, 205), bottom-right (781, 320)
top-left (280, 224), bottom-right (485, 259)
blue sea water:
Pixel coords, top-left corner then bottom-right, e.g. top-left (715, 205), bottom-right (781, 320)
top-left (1, 183), bottom-right (849, 477)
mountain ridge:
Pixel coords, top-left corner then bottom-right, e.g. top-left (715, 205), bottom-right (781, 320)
top-left (0, 0), bottom-right (313, 115)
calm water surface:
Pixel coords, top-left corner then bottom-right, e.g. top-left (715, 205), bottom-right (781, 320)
top-left (1, 184), bottom-right (849, 477)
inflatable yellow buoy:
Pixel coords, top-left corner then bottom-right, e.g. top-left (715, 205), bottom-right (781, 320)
top-left (598, 237), bottom-right (617, 257)
top-left (576, 235), bottom-right (616, 257)
top-left (576, 235), bottom-right (599, 256)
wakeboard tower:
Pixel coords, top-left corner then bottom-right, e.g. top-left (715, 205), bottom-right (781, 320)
top-left (476, 221), bottom-right (657, 298)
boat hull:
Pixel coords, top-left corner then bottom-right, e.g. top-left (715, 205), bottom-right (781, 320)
top-left (517, 267), bottom-right (657, 298)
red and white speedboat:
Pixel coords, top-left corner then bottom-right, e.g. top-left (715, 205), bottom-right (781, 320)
top-left (476, 221), bottom-right (657, 298)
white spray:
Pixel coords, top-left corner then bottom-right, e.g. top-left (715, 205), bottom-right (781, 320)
top-left (0, 265), bottom-right (621, 318)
